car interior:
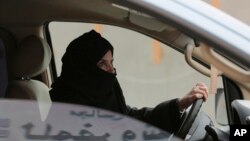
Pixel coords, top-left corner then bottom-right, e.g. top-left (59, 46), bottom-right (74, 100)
top-left (1, 0), bottom-right (250, 141)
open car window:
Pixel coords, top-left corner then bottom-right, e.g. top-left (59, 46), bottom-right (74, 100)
top-left (48, 22), bottom-right (225, 125)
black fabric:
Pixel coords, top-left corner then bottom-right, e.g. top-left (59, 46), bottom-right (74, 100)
top-left (50, 30), bottom-right (121, 112)
top-left (50, 30), bottom-right (181, 133)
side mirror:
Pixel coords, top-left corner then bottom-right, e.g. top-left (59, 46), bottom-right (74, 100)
top-left (215, 88), bottom-right (228, 125)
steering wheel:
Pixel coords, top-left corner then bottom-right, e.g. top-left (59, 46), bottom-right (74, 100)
top-left (174, 99), bottom-right (204, 139)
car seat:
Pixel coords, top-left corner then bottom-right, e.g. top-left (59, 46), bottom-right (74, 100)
top-left (6, 35), bottom-right (52, 121)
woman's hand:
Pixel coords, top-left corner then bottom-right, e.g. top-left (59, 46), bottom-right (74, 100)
top-left (178, 82), bottom-right (208, 111)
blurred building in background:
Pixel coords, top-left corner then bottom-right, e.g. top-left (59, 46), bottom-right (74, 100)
top-left (204, 0), bottom-right (250, 25)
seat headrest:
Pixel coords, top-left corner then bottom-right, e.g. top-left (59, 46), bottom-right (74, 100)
top-left (12, 35), bottom-right (51, 77)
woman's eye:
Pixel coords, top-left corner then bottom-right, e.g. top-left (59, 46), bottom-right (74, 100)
top-left (98, 62), bottom-right (105, 67)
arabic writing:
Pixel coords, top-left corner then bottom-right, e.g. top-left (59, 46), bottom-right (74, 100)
top-left (0, 118), bottom-right (10, 138)
top-left (122, 130), bottom-right (136, 140)
top-left (20, 123), bottom-right (169, 141)
top-left (143, 130), bottom-right (169, 140)
top-left (22, 123), bottom-right (110, 141)
top-left (70, 109), bottom-right (123, 121)
top-left (0, 118), bottom-right (10, 127)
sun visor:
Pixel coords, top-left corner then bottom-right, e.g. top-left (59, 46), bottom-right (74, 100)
top-left (129, 11), bottom-right (172, 32)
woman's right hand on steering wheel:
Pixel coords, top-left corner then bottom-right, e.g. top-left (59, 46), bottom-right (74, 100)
top-left (178, 82), bottom-right (208, 111)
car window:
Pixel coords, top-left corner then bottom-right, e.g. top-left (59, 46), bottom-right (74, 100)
top-left (0, 39), bottom-right (8, 97)
top-left (0, 99), bottom-right (176, 141)
top-left (48, 22), bottom-right (226, 125)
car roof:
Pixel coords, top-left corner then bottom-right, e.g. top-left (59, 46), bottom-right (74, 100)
top-left (1, 0), bottom-right (250, 86)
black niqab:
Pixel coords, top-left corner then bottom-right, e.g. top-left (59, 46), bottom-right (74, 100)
top-left (50, 30), bottom-right (126, 113)
top-left (49, 30), bottom-right (182, 133)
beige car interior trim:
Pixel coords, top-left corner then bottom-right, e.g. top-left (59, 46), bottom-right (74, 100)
top-left (185, 44), bottom-right (211, 77)
top-left (200, 44), bottom-right (250, 83)
top-left (185, 43), bottom-right (222, 94)
top-left (210, 64), bottom-right (219, 95)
